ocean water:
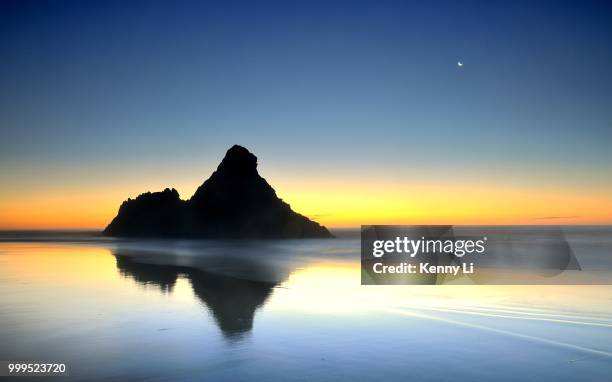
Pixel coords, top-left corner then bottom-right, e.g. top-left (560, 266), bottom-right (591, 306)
top-left (1, 229), bottom-right (611, 381)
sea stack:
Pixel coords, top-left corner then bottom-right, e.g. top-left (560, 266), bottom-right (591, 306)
top-left (103, 145), bottom-right (332, 238)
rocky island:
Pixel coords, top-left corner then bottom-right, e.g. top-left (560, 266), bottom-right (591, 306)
top-left (103, 145), bottom-right (332, 238)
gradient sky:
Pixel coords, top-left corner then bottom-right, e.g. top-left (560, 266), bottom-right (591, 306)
top-left (1, 0), bottom-right (612, 228)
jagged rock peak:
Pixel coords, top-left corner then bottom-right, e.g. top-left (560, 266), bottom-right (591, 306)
top-left (217, 145), bottom-right (258, 175)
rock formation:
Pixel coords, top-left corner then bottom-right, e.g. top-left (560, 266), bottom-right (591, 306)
top-left (104, 145), bottom-right (332, 238)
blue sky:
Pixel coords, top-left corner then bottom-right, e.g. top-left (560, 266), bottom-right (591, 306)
top-left (1, 0), bottom-right (611, 227)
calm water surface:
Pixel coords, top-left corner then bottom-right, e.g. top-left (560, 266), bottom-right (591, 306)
top-left (1, 231), bottom-right (611, 381)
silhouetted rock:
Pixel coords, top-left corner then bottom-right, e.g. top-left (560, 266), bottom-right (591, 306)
top-left (104, 145), bottom-right (332, 238)
top-left (104, 188), bottom-right (187, 237)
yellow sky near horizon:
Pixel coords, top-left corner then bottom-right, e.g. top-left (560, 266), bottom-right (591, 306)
top-left (1, 177), bottom-right (611, 229)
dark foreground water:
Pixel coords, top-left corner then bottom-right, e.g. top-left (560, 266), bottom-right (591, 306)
top-left (1, 229), bottom-right (612, 381)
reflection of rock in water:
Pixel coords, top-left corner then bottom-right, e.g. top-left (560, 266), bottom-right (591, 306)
top-left (189, 271), bottom-right (273, 335)
top-left (115, 255), bottom-right (179, 292)
top-left (114, 254), bottom-right (275, 338)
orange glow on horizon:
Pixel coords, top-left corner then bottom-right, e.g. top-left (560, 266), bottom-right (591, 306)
top-left (273, 179), bottom-right (612, 227)
top-left (1, 179), bottom-right (611, 230)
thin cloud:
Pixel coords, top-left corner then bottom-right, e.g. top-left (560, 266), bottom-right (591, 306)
top-left (308, 213), bottom-right (332, 219)
top-left (534, 216), bottom-right (579, 220)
